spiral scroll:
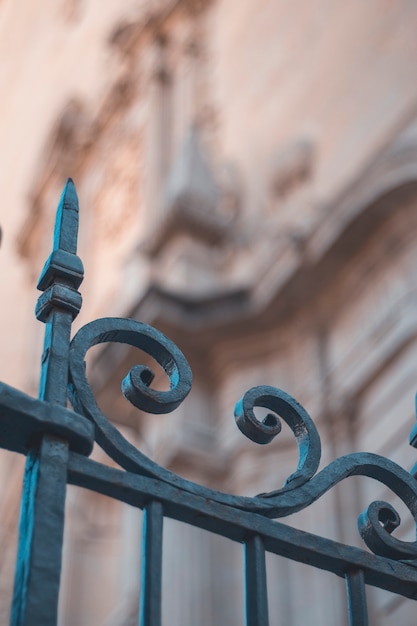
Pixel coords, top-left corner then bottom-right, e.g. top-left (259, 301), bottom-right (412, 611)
top-left (234, 386), bottom-right (321, 490)
top-left (257, 452), bottom-right (417, 559)
top-left (68, 317), bottom-right (417, 560)
top-left (68, 317), bottom-right (193, 476)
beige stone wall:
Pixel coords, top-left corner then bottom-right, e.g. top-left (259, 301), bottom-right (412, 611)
top-left (1, 0), bottom-right (417, 624)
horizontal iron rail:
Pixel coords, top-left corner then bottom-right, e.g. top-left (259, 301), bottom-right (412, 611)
top-left (67, 452), bottom-right (417, 600)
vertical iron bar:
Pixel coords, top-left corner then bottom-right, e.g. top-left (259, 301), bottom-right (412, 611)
top-left (245, 535), bottom-right (269, 626)
top-left (11, 180), bottom-right (83, 626)
top-left (140, 500), bottom-right (164, 626)
top-left (12, 438), bottom-right (69, 626)
top-left (345, 569), bottom-right (368, 626)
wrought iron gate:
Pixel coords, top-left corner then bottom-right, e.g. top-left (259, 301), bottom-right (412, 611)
top-left (1, 179), bottom-right (417, 625)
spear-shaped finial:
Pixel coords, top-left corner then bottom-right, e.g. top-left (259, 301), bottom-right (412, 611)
top-left (52, 177), bottom-right (79, 254)
top-left (37, 178), bottom-right (84, 294)
top-left (35, 178), bottom-right (84, 401)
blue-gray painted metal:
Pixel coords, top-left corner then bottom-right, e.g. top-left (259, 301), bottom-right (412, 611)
top-left (245, 535), bottom-right (269, 626)
top-left (0, 179), bottom-right (416, 624)
top-left (10, 180), bottom-right (90, 626)
top-left (345, 569), bottom-right (369, 626)
top-left (140, 501), bottom-right (164, 626)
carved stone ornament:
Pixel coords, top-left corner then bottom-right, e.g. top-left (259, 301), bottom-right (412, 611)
top-left (270, 137), bottom-right (315, 199)
top-left (144, 127), bottom-right (236, 256)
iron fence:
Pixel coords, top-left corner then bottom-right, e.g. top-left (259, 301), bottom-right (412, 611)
top-left (1, 180), bottom-right (417, 625)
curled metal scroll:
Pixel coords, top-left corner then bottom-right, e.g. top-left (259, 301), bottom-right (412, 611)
top-left (68, 321), bottom-right (321, 508)
top-left (234, 386), bottom-right (321, 489)
top-left (68, 317), bottom-right (192, 476)
top-left (68, 317), bottom-right (417, 560)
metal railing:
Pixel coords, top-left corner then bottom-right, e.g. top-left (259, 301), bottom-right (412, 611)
top-left (1, 180), bottom-right (417, 625)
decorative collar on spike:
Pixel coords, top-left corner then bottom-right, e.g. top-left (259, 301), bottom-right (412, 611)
top-left (36, 179), bottom-right (84, 322)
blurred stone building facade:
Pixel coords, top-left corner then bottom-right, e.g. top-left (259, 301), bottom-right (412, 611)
top-left (1, 0), bottom-right (417, 624)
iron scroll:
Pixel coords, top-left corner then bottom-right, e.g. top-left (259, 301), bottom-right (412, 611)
top-left (60, 217), bottom-right (417, 559)
top-left (4, 178), bottom-right (417, 626)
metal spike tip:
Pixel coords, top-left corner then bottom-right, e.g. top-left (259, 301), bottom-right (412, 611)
top-left (53, 178), bottom-right (79, 255)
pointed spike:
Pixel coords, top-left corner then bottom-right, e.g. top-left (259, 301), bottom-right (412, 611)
top-left (53, 178), bottom-right (79, 255)
top-left (36, 179), bottom-right (84, 293)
